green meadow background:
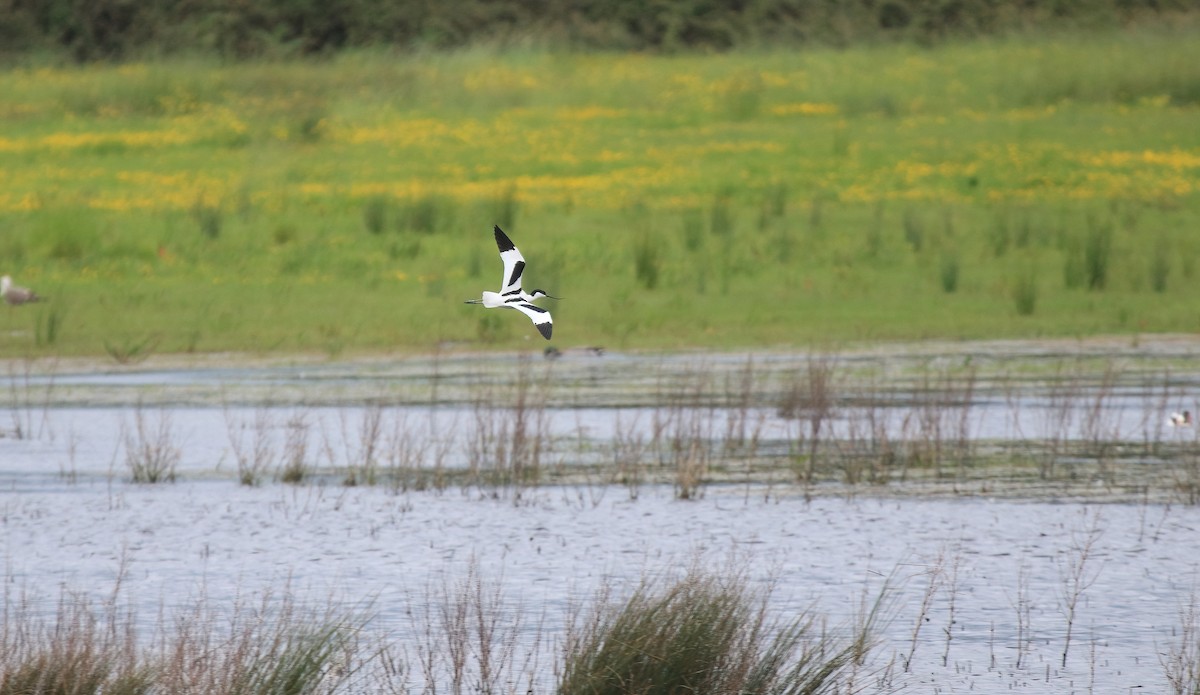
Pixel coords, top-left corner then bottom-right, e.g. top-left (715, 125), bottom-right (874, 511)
top-left (1, 8), bottom-right (1199, 358)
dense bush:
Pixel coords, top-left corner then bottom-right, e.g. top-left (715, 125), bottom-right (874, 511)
top-left (2, 0), bottom-right (1198, 61)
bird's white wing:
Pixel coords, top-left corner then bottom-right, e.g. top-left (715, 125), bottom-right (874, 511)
top-left (494, 225), bottom-right (526, 297)
top-left (505, 299), bottom-right (553, 340)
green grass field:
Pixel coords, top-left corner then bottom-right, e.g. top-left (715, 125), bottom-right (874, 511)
top-left (1, 26), bottom-right (1198, 359)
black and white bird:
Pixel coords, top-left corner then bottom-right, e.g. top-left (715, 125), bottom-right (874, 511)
top-left (464, 225), bottom-right (558, 340)
top-left (1170, 410), bottom-right (1192, 427)
top-left (1, 275), bottom-right (43, 306)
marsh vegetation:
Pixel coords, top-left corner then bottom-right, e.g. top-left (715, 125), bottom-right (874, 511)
top-left (7, 342), bottom-right (1200, 503)
top-left (3, 5), bottom-right (1199, 692)
top-left (3, 342), bottom-right (1200, 693)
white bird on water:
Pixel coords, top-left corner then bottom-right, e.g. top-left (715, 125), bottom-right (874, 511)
top-left (1, 275), bottom-right (44, 306)
top-left (1170, 410), bottom-right (1192, 427)
top-left (465, 225), bottom-right (558, 340)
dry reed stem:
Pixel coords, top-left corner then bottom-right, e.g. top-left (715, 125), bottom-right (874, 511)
top-left (1080, 363), bottom-right (1119, 486)
top-left (280, 409), bottom-right (313, 484)
top-left (222, 403), bottom-right (277, 486)
top-left (1008, 560), bottom-right (1034, 670)
top-left (411, 561), bottom-right (538, 695)
top-left (903, 549), bottom-right (945, 672)
top-left (941, 543), bottom-right (963, 668)
top-left (652, 367), bottom-right (714, 500)
top-left (1162, 585), bottom-right (1200, 695)
top-left (1058, 509), bottom-right (1104, 668)
top-left (4, 356), bottom-right (56, 441)
top-left (465, 357), bottom-right (551, 498)
top-left (611, 408), bottom-right (646, 499)
top-left (394, 409), bottom-right (456, 493)
top-left (121, 401), bottom-right (181, 483)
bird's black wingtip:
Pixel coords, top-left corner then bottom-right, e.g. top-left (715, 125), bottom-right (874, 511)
top-left (537, 323), bottom-right (552, 340)
top-left (493, 225), bottom-right (516, 252)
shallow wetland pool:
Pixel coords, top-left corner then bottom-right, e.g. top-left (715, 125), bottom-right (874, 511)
top-left (3, 337), bottom-right (1200, 693)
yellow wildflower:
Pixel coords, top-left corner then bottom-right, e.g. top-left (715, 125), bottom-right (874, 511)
top-left (770, 102), bottom-right (839, 116)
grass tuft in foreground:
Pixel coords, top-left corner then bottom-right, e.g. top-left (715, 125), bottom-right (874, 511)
top-left (559, 565), bottom-right (884, 695)
top-left (0, 560), bottom-right (888, 695)
top-left (0, 583), bottom-right (367, 695)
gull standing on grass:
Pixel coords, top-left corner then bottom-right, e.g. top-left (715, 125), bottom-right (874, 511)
top-left (464, 225), bottom-right (558, 340)
top-left (1, 275), bottom-right (44, 306)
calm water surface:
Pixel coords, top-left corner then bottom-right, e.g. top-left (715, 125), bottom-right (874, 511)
top-left (3, 342), bottom-right (1200, 693)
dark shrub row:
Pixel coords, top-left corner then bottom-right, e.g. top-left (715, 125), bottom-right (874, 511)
top-left (1, 0), bottom-right (1198, 62)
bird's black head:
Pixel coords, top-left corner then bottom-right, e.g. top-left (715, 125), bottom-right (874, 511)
top-left (529, 289), bottom-right (559, 300)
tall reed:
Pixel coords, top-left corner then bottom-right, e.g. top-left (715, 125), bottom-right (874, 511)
top-left (1058, 510), bottom-right (1104, 668)
top-left (838, 376), bottom-right (898, 486)
top-left (122, 403), bottom-right (180, 484)
top-left (410, 560), bottom-right (538, 695)
top-left (721, 356), bottom-right (766, 458)
top-left (5, 357), bottom-right (55, 441)
top-left (611, 409), bottom-right (647, 499)
top-left (1162, 587), bottom-right (1200, 695)
top-left (280, 410), bottom-right (313, 484)
top-left (652, 366), bottom-right (714, 500)
top-left (320, 402), bottom-right (385, 486)
top-left (779, 355), bottom-right (837, 485)
top-left (384, 409), bottom-right (452, 493)
top-left (466, 356), bottom-right (550, 495)
top-left (223, 404), bottom-right (277, 486)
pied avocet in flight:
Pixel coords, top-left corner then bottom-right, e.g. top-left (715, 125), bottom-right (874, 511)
top-left (465, 225), bottom-right (558, 340)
